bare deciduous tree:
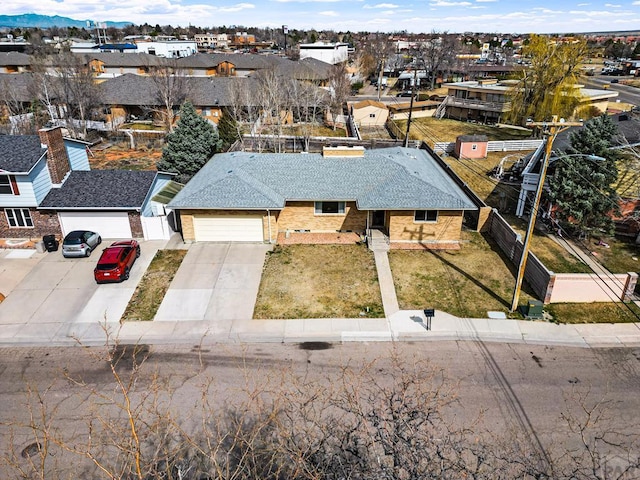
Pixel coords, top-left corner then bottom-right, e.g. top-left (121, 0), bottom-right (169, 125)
top-left (147, 59), bottom-right (189, 132)
top-left (53, 52), bottom-right (102, 139)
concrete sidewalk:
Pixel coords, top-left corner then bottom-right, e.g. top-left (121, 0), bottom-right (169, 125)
top-left (15, 308), bottom-right (639, 348)
top-left (2, 242), bottom-right (640, 348)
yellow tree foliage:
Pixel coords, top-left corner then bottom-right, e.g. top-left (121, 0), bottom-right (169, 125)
top-left (507, 35), bottom-right (588, 125)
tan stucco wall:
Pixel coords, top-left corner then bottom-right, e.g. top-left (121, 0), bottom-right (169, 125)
top-left (353, 106), bottom-right (389, 127)
top-left (274, 201), bottom-right (366, 233)
top-left (179, 209), bottom-right (275, 242)
top-left (388, 210), bottom-right (463, 242)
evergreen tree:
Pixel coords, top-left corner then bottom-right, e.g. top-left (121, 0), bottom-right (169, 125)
top-left (157, 102), bottom-right (221, 183)
top-left (547, 115), bottom-right (620, 238)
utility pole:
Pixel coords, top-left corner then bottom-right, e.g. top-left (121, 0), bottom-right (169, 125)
top-left (377, 55), bottom-right (385, 103)
top-left (510, 117), bottom-right (582, 313)
top-left (404, 69), bottom-right (418, 148)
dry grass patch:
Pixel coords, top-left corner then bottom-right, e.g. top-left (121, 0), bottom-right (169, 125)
top-left (396, 117), bottom-right (532, 145)
top-left (546, 302), bottom-right (640, 324)
top-left (253, 244), bottom-right (384, 319)
top-left (389, 231), bottom-right (531, 318)
top-left (121, 249), bottom-right (187, 322)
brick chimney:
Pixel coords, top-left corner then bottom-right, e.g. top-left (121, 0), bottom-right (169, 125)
top-left (38, 127), bottom-right (70, 184)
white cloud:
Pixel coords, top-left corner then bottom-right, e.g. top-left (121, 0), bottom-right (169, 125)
top-left (363, 3), bottom-right (399, 8)
top-left (604, 3), bottom-right (621, 7)
top-left (318, 10), bottom-right (338, 16)
top-left (429, 1), bottom-right (473, 6)
top-left (219, 3), bottom-right (255, 12)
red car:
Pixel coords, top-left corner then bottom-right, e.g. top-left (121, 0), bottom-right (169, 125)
top-left (94, 240), bottom-right (141, 284)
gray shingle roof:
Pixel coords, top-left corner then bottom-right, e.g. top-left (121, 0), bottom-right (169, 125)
top-left (169, 147), bottom-right (477, 211)
top-left (99, 74), bottom-right (257, 107)
top-left (0, 52), bottom-right (31, 67)
top-left (0, 135), bottom-right (46, 173)
top-left (39, 170), bottom-right (157, 209)
top-left (0, 73), bottom-right (35, 102)
top-left (75, 52), bottom-right (167, 67)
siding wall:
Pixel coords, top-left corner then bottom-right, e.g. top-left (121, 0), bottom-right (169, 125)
top-left (64, 140), bottom-right (91, 171)
top-left (388, 210), bottom-right (463, 243)
top-left (31, 158), bottom-right (53, 205)
top-left (141, 174), bottom-right (170, 217)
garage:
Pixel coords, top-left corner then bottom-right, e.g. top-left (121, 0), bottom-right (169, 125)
top-left (59, 211), bottom-right (132, 238)
top-left (193, 214), bottom-right (264, 242)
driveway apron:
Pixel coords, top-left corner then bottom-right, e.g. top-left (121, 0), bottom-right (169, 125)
top-left (154, 243), bottom-right (271, 334)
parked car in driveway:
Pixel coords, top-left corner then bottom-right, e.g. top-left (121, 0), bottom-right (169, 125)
top-left (62, 230), bottom-right (102, 258)
top-left (94, 240), bottom-right (140, 283)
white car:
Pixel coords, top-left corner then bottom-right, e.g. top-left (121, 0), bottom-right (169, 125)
top-left (62, 230), bottom-right (102, 258)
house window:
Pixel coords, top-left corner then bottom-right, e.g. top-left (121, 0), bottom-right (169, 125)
top-left (471, 144), bottom-right (478, 150)
top-left (5, 208), bottom-right (33, 228)
top-left (315, 201), bottom-right (345, 215)
top-left (0, 175), bottom-right (14, 195)
top-left (414, 210), bottom-right (438, 223)
top-left (369, 113), bottom-right (376, 118)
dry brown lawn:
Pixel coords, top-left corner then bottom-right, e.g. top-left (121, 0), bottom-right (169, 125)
top-left (396, 117), bottom-right (532, 146)
top-left (389, 231), bottom-right (531, 318)
top-left (121, 249), bottom-right (187, 322)
top-left (253, 244), bottom-right (384, 319)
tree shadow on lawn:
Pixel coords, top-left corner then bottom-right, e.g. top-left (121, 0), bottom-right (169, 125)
top-left (427, 232), bottom-right (539, 311)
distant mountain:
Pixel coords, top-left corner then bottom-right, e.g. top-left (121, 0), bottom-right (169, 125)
top-left (0, 13), bottom-right (132, 29)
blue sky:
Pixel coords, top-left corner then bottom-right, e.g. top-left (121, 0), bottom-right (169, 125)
top-left (6, 0), bottom-right (640, 33)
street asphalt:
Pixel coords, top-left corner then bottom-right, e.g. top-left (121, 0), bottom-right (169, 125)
top-left (0, 234), bottom-right (639, 348)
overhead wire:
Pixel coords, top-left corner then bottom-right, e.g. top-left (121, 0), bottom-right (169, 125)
top-left (382, 85), bottom-right (640, 320)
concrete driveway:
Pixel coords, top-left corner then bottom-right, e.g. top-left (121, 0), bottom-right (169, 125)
top-left (0, 240), bottom-right (165, 342)
top-left (154, 243), bottom-right (271, 332)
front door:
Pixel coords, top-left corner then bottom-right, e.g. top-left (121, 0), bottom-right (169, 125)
top-left (371, 210), bottom-right (385, 228)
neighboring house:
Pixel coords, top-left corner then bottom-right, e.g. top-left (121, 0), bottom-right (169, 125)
top-left (0, 52), bottom-right (31, 74)
top-left (82, 53), bottom-right (167, 80)
top-left (440, 78), bottom-right (618, 124)
top-left (176, 53), bottom-right (278, 78)
top-left (168, 146), bottom-right (477, 248)
top-left (299, 42), bottom-right (348, 65)
top-left (350, 100), bottom-right (389, 127)
top-left (39, 170), bottom-right (174, 239)
top-left (0, 127), bottom-right (89, 238)
top-left (98, 73), bottom-right (258, 126)
top-left (388, 100), bottom-right (440, 121)
top-left (0, 126), bottom-right (174, 240)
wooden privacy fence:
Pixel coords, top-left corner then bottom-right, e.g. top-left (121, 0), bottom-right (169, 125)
top-left (487, 211), bottom-right (638, 304)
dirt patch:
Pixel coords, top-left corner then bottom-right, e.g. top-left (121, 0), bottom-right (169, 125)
top-left (88, 142), bottom-right (163, 171)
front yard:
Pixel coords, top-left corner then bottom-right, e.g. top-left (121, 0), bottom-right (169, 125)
top-left (389, 231), bottom-right (530, 318)
top-left (253, 244), bottom-right (384, 319)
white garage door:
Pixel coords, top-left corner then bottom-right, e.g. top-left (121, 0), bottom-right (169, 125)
top-left (59, 212), bottom-right (132, 238)
top-left (194, 214), bottom-right (263, 242)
